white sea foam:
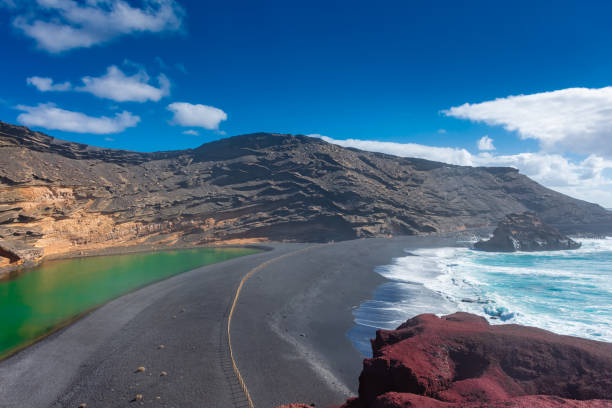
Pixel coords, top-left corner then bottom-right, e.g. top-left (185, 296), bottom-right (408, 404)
top-left (349, 237), bottom-right (612, 355)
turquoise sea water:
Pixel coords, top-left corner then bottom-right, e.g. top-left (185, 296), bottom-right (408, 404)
top-left (349, 238), bottom-right (612, 356)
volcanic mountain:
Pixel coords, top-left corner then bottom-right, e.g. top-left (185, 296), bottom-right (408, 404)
top-left (1, 121), bottom-right (611, 273)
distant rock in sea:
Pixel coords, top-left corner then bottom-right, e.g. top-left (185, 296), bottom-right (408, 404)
top-left (278, 313), bottom-right (612, 408)
top-left (2, 121), bottom-right (610, 274)
top-left (474, 212), bottom-right (581, 252)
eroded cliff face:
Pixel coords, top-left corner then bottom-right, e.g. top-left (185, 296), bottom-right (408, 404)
top-left (0, 180), bottom-right (259, 271)
top-left (2, 121), bottom-right (612, 273)
top-left (336, 313), bottom-right (612, 408)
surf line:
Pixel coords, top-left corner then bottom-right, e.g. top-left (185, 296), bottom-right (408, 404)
top-left (227, 244), bottom-right (322, 408)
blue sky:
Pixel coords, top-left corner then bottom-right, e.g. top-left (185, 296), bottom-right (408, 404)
top-left (1, 1), bottom-right (612, 206)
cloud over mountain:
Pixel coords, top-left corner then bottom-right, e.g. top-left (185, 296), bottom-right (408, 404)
top-left (27, 65), bottom-right (170, 102)
top-left (314, 134), bottom-right (612, 207)
top-left (443, 87), bottom-right (612, 158)
top-left (309, 135), bottom-right (474, 166)
top-left (16, 103), bottom-right (140, 134)
top-left (477, 135), bottom-right (495, 151)
top-left (78, 65), bottom-right (170, 102)
top-left (167, 102), bottom-right (227, 130)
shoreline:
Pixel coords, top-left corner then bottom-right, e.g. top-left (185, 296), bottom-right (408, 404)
top-left (0, 235), bottom-right (465, 408)
top-left (231, 235), bottom-right (468, 407)
top-left (0, 243), bottom-right (304, 408)
top-left (0, 228), bottom-right (486, 280)
top-left (357, 237), bottom-right (612, 349)
top-left (0, 240), bottom-right (273, 281)
top-left (0, 245), bottom-right (267, 362)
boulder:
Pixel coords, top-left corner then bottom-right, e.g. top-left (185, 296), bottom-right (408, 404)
top-left (474, 212), bottom-right (581, 252)
top-left (339, 313), bottom-right (612, 408)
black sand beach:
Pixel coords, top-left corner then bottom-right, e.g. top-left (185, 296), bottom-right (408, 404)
top-left (0, 235), bottom-right (465, 408)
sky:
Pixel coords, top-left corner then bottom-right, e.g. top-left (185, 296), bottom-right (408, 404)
top-left (1, 1), bottom-right (612, 207)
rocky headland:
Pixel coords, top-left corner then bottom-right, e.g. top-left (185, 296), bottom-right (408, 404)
top-left (2, 121), bottom-right (611, 274)
top-left (279, 313), bottom-right (612, 408)
top-left (474, 212), bottom-right (582, 252)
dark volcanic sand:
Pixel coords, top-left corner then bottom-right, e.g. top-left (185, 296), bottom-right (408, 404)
top-left (0, 236), bottom-right (463, 408)
top-left (233, 235), bottom-right (464, 408)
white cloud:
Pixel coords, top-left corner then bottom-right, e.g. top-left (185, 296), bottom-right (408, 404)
top-left (493, 153), bottom-right (612, 207)
top-left (312, 134), bottom-right (612, 208)
top-left (477, 135), bottom-right (495, 151)
top-left (472, 152), bottom-right (612, 188)
top-left (16, 103), bottom-right (140, 134)
top-left (27, 76), bottom-right (72, 92)
top-left (167, 102), bottom-right (227, 130)
top-left (27, 65), bottom-right (170, 102)
top-left (182, 129), bottom-right (199, 135)
top-left (437, 129), bottom-right (447, 134)
top-left (309, 134), bottom-right (474, 166)
top-left (443, 87), bottom-right (612, 158)
top-left (78, 65), bottom-right (170, 102)
top-left (11, 0), bottom-right (184, 53)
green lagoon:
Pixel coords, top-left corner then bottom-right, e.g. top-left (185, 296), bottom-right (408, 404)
top-left (0, 247), bottom-right (259, 359)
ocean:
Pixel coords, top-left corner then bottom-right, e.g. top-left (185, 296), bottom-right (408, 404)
top-left (348, 237), bottom-right (612, 356)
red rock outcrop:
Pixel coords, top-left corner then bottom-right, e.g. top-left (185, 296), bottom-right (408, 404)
top-left (340, 313), bottom-right (612, 408)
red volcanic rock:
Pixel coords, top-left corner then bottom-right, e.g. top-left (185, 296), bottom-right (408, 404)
top-left (359, 392), bottom-right (612, 407)
top-left (341, 313), bottom-right (612, 408)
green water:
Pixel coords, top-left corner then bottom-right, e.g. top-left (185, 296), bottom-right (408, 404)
top-left (0, 247), bottom-right (259, 359)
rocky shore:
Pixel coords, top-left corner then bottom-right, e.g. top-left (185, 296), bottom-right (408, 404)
top-left (474, 212), bottom-right (582, 252)
top-left (0, 237), bottom-right (459, 408)
top-left (280, 313), bottom-right (612, 408)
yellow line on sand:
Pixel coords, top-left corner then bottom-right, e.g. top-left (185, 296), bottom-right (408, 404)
top-left (226, 245), bottom-right (319, 408)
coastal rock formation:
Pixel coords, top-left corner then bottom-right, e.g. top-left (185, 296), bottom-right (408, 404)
top-left (2, 121), bottom-right (611, 273)
top-left (474, 212), bottom-right (582, 252)
top-left (337, 313), bottom-right (612, 408)
top-left (345, 393), bottom-right (612, 407)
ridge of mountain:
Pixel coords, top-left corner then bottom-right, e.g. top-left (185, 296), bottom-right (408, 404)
top-left (1, 120), bottom-right (611, 273)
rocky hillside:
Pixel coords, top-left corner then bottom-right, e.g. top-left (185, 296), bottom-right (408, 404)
top-left (1, 121), bottom-right (611, 272)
